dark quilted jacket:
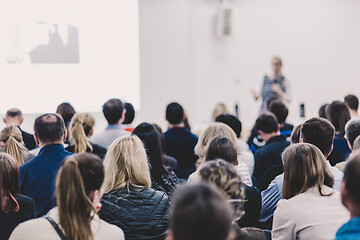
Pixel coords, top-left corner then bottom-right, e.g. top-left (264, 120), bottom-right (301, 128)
top-left (99, 186), bottom-right (170, 240)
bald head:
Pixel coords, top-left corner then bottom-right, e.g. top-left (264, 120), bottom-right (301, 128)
top-left (3, 108), bottom-right (23, 126)
top-left (34, 113), bottom-right (66, 145)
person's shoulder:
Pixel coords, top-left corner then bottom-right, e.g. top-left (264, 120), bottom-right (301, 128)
top-left (97, 219), bottom-right (125, 239)
top-left (15, 194), bottom-right (34, 205)
top-left (10, 217), bottom-right (49, 239)
top-left (91, 143), bottom-right (107, 153)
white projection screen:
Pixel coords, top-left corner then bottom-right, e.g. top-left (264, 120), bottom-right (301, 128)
top-left (0, 0), bottom-right (140, 113)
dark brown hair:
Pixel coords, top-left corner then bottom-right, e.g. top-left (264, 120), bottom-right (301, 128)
top-left (0, 153), bottom-right (20, 214)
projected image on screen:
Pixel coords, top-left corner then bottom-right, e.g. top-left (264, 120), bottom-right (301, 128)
top-left (7, 22), bottom-right (79, 64)
top-left (0, 0), bottom-right (140, 114)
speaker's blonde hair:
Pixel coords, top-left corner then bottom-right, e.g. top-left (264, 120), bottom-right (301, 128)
top-left (103, 136), bottom-right (151, 192)
top-left (195, 123), bottom-right (241, 159)
top-left (0, 125), bottom-right (27, 167)
top-left (69, 113), bottom-right (94, 153)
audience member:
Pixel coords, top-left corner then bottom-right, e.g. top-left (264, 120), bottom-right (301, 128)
top-left (11, 153), bottom-right (124, 240)
top-left (19, 113), bottom-right (72, 217)
top-left (215, 114), bottom-right (255, 175)
top-left (252, 56), bottom-right (291, 114)
top-left (326, 101), bottom-right (351, 166)
top-left (290, 124), bottom-right (302, 144)
top-left (123, 102), bottom-right (136, 132)
top-left (211, 102), bottom-right (230, 122)
top-left (319, 103), bottom-right (328, 118)
top-left (132, 122), bottom-right (180, 197)
top-left (153, 124), bottom-right (178, 173)
top-left (183, 111), bottom-right (192, 131)
top-left (0, 153), bottom-right (35, 240)
top-left (0, 125), bottom-right (34, 166)
top-left (99, 136), bottom-right (169, 240)
top-left (268, 100), bottom-right (293, 140)
top-left (91, 98), bottom-right (129, 149)
top-left (198, 159), bottom-right (262, 230)
top-left (55, 102), bottom-right (76, 127)
top-left (66, 113), bottom-right (107, 159)
top-left (167, 183), bottom-right (233, 240)
top-left (192, 123), bottom-right (252, 186)
top-left (336, 151), bottom-right (360, 239)
top-left (272, 143), bottom-right (349, 240)
top-left (253, 112), bottom-right (289, 191)
top-left (56, 102), bottom-right (76, 144)
top-left (164, 102), bottom-right (198, 179)
top-left (344, 94), bottom-right (359, 118)
top-left (260, 117), bottom-right (344, 226)
top-left (3, 108), bottom-right (36, 150)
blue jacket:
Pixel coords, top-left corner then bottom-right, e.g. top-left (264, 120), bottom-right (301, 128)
top-left (336, 217), bottom-right (360, 240)
top-left (19, 144), bottom-right (72, 217)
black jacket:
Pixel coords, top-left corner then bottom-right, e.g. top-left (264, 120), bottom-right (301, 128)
top-left (238, 184), bottom-right (261, 228)
top-left (66, 142), bottom-right (107, 159)
top-left (0, 194), bottom-right (35, 240)
top-left (253, 135), bottom-right (289, 191)
top-left (99, 186), bottom-right (170, 240)
top-left (19, 127), bottom-right (36, 150)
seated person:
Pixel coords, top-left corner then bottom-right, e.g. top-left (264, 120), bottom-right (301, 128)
top-left (164, 103), bottom-right (198, 179)
top-left (167, 183), bottom-right (233, 240)
top-left (11, 153), bottom-right (124, 240)
top-left (66, 113), bottom-right (107, 159)
top-left (123, 102), bottom-right (136, 132)
top-left (260, 117), bottom-right (345, 226)
top-left (325, 101), bottom-right (351, 166)
top-left (99, 136), bottom-right (169, 240)
top-left (252, 113), bottom-right (289, 191)
top-left (344, 94), bottom-right (359, 118)
top-left (336, 150), bottom-right (360, 239)
top-left (272, 143), bottom-right (349, 240)
top-left (0, 153), bottom-right (35, 240)
top-left (215, 114), bottom-right (255, 175)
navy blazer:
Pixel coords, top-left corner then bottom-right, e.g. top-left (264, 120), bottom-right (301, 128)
top-left (19, 144), bottom-right (72, 217)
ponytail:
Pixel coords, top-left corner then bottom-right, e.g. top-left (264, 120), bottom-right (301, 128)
top-left (70, 114), bottom-right (94, 154)
top-left (0, 125), bottom-right (27, 167)
top-left (56, 159), bottom-right (95, 240)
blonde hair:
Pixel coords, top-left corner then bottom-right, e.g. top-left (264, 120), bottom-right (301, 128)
top-left (56, 153), bottom-right (104, 240)
top-left (0, 125), bottom-right (27, 167)
top-left (211, 103), bottom-right (229, 122)
top-left (282, 143), bottom-right (334, 199)
top-left (69, 113), bottom-right (94, 153)
top-left (199, 159), bottom-right (245, 221)
top-left (195, 122), bottom-right (241, 159)
top-left (103, 136), bottom-right (151, 192)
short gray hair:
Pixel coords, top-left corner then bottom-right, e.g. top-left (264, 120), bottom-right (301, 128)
top-left (345, 118), bottom-right (360, 148)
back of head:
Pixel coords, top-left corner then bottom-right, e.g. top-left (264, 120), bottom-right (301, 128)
top-left (211, 103), bottom-right (230, 122)
top-left (325, 101), bottom-right (351, 137)
top-left (353, 136), bottom-right (360, 151)
top-left (255, 112), bottom-right (279, 133)
top-left (318, 104), bottom-right (328, 118)
top-left (301, 117), bottom-right (335, 156)
top-left (34, 113), bottom-right (65, 144)
top-left (123, 102), bottom-right (135, 125)
top-left (103, 135), bottom-right (151, 192)
top-left (345, 118), bottom-right (360, 149)
top-left (4, 108), bottom-right (23, 126)
top-left (132, 122), bottom-right (167, 179)
top-left (290, 124), bottom-right (303, 144)
top-left (344, 94), bottom-right (359, 111)
top-left (343, 151), bottom-right (360, 207)
top-left (69, 113), bottom-right (95, 153)
top-left (215, 114), bottom-right (242, 138)
top-left (170, 183), bottom-right (233, 240)
top-left (5, 108), bottom-right (22, 119)
top-left (152, 124), bottom-right (166, 153)
top-left (205, 136), bottom-right (238, 165)
top-left (0, 153), bottom-right (20, 214)
top-left (268, 100), bottom-right (289, 124)
top-left (0, 125), bottom-right (27, 166)
top-left (282, 143), bottom-right (334, 199)
top-left (166, 102), bottom-right (184, 125)
top-left (199, 159), bottom-right (244, 220)
top-left (195, 122), bottom-right (241, 158)
top-left (56, 153), bottom-right (104, 240)
top-left (56, 103), bottom-right (76, 126)
top-left (102, 98), bottom-right (124, 125)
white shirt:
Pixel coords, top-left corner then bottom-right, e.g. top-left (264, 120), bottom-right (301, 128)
top-left (10, 207), bottom-right (124, 240)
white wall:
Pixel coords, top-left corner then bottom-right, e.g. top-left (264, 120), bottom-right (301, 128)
top-left (138, 0), bottom-right (360, 134)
